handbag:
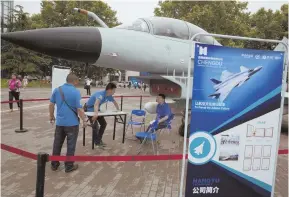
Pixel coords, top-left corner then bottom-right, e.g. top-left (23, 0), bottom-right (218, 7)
top-left (58, 87), bottom-right (80, 122)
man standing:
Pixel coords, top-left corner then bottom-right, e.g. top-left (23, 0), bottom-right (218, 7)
top-left (86, 83), bottom-right (120, 149)
top-left (85, 78), bottom-right (92, 96)
top-left (49, 73), bottom-right (87, 173)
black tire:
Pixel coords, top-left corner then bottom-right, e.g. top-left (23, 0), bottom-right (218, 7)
top-left (178, 123), bottom-right (190, 138)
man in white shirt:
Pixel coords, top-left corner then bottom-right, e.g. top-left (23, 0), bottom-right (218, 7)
top-left (85, 78), bottom-right (92, 95)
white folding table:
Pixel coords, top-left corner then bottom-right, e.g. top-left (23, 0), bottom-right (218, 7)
top-left (83, 111), bottom-right (128, 149)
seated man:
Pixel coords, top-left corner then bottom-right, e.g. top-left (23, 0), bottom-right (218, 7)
top-left (147, 94), bottom-right (172, 131)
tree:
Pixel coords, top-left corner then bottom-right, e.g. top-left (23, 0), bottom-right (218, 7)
top-left (154, 1), bottom-right (288, 49)
top-left (154, 1), bottom-right (251, 47)
top-left (1, 5), bottom-right (50, 77)
top-left (245, 4), bottom-right (288, 49)
top-left (1, 47), bottom-right (45, 76)
top-left (6, 5), bottom-right (31, 32)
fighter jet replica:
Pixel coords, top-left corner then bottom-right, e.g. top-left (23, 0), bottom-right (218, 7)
top-left (193, 141), bottom-right (205, 155)
top-left (1, 8), bottom-right (221, 100)
top-left (209, 66), bottom-right (263, 102)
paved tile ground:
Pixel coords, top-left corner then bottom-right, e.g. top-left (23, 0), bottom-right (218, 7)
top-left (1, 87), bottom-right (288, 197)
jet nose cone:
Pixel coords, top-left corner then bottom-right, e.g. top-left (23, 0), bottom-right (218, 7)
top-left (1, 27), bottom-right (102, 63)
top-left (255, 66), bottom-right (262, 71)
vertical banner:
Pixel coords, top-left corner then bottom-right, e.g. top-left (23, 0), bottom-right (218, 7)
top-left (185, 43), bottom-right (285, 197)
top-left (52, 66), bottom-right (71, 116)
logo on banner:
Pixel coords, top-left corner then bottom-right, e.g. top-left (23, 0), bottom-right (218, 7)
top-left (188, 132), bottom-right (216, 165)
top-left (199, 46), bottom-right (208, 56)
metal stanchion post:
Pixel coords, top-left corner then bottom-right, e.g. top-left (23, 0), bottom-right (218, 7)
top-left (35, 152), bottom-right (49, 197)
top-left (140, 96), bottom-right (143, 110)
top-left (121, 96), bottom-right (123, 111)
top-left (15, 99), bottom-right (28, 133)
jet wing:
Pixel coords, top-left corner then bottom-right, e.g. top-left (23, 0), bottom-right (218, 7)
top-left (218, 84), bottom-right (235, 102)
top-left (220, 70), bottom-right (234, 81)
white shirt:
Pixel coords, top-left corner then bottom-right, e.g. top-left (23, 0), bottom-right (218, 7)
top-left (86, 79), bottom-right (92, 85)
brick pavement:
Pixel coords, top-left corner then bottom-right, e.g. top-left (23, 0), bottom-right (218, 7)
top-left (1, 88), bottom-right (288, 197)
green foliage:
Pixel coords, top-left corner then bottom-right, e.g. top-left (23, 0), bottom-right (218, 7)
top-left (154, 1), bottom-right (288, 49)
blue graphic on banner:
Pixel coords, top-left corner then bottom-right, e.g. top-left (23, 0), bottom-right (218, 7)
top-left (185, 43), bottom-right (284, 197)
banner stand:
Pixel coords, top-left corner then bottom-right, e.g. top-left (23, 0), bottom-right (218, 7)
top-left (179, 33), bottom-right (288, 197)
top-left (51, 65), bottom-right (71, 117)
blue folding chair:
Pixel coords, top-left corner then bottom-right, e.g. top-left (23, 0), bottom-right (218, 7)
top-left (135, 120), bottom-right (159, 155)
top-left (125, 109), bottom-right (146, 136)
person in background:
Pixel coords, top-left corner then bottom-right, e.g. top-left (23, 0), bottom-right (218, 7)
top-left (143, 82), bottom-right (147, 92)
top-left (8, 73), bottom-right (22, 112)
top-left (49, 73), bottom-right (87, 173)
top-left (85, 83), bottom-right (120, 149)
top-left (23, 76), bottom-right (28, 89)
top-left (85, 78), bottom-right (92, 96)
top-left (142, 83), bottom-right (147, 92)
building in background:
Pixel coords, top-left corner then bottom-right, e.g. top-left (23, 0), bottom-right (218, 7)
top-left (1, 0), bottom-right (14, 33)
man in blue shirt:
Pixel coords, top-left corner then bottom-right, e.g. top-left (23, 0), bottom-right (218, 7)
top-left (49, 73), bottom-right (87, 173)
top-left (86, 83), bottom-right (120, 149)
top-left (155, 94), bottom-right (172, 129)
top-left (147, 94), bottom-right (172, 131)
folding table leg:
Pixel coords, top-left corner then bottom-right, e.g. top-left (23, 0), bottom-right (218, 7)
top-left (83, 127), bottom-right (85, 146)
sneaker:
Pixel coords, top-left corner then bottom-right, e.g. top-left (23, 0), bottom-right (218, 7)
top-left (99, 141), bottom-right (107, 147)
top-left (51, 163), bottom-right (60, 171)
top-left (65, 164), bottom-right (78, 173)
top-left (95, 143), bottom-right (105, 150)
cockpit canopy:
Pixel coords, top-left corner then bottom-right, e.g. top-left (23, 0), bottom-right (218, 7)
top-left (115, 17), bottom-right (189, 40)
top-left (115, 17), bottom-right (220, 45)
top-left (115, 19), bottom-right (150, 33)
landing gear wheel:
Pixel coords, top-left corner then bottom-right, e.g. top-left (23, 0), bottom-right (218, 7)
top-left (178, 123), bottom-right (190, 138)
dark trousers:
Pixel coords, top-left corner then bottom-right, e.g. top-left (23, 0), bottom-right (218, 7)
top-left (51, 125), bottom-right (79, 169)
top-left (9, 91), bottom-right (20, 109)
top-left (89, 116), bottom-right (107, 144)
top-left (146, 122), bottom-right (167, 132)
top-left (86, 86), bottom-right (91, 95)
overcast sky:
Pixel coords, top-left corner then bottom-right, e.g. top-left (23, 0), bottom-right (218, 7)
top-left (15, 0), bottom-right (287, 24)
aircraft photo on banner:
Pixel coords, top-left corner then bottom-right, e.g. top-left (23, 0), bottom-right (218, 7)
top-left (185, 43), bottom-right (285, 197)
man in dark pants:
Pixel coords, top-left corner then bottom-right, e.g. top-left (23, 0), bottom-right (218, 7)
top-left (86, 83), bottom-right (120, 149)
top-left (49, 73), bottom-right (87, 173)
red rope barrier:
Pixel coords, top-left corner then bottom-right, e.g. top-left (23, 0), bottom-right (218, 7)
top-left (1, 100), bottom-right (18, 104)
top-left (0, 95), bottom-right (150, 104)
top-left (278, 149), bottom-right (288, 155)
top-left (49, 154), bottom-right (188, 162)
top-left (1, 143), bottom-right (287, 162)
top-left (1, 144), bottom-right (37, 160)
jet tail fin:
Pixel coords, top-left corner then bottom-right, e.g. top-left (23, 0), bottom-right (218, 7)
top-left (210, 78), bottom-right (222, 84)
